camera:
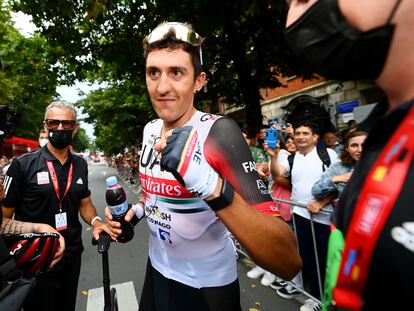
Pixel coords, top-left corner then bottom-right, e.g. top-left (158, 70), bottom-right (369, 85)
top-left (0, 105), bottom-right (20, 134)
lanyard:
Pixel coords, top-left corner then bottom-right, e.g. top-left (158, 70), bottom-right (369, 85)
top-left (333, 106), bottom-right (414, 310)
top-left (46, 160), bottom-right (73, 213)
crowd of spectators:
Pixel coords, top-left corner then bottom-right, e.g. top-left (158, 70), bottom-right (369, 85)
top-left (102, 118), bottom-right (359, 308)
top-left (107, 149), bottom-right (141, 186)
top-left (243, 120), bottom-right (360, 311)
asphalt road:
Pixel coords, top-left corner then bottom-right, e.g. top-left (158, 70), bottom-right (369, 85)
top-left (75, 161), bottom-right (302, 311)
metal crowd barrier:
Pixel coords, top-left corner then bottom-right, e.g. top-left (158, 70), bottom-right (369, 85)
top-left (233, 197), bottom-right (332, 307)
top-left (115, 163), bottom-right (141, 193)
top-left (112, 163), bottom-right (325, 306)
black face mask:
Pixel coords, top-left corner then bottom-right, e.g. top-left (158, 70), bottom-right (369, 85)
top-left (284, 0), bottom-right (402, 81)
top-left (48, 129), bottom-right (73, 150)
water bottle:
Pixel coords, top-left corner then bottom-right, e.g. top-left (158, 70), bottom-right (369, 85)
top-left (105, 176), bottom-right (134, 243)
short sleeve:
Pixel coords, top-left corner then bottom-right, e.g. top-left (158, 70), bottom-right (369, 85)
top-left (79, 162), bottom-right (91, 199)
top-left (2, 160), bottom-right (22, 207)
top-left (328, 148), bottom-right (340, 164)
top-left (279, 152), bottom-right (291, 175)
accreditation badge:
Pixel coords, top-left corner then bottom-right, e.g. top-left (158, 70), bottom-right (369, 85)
top-left (55, 212), bottom-right (68, 231)
top-left (37, 171), bottom-right (50, 185)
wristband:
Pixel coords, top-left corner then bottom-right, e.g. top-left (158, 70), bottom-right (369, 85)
top-left (132, 203), bottom-right (145, 219)
top-left (91, 216), bottom-right (103, 227)
top-left (206, 177), bottom-right (234, 212)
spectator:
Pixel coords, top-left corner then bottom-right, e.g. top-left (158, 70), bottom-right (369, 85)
top-left (1, 157), bottom-right (12, 175)
top-left (38, 130), bottom-right (48, 148)
top-left (268, 135), bottom-right (296, 224)
top-left (0, 156), bottom-right (9, 175)
top-left (312, 130), bottom-right (367, 200)
top-left (271, 121), bottom-right (338, 309)
top-left (256, 135), bottom-right (298, 291)
top-left (322, 131), bottom-right (341, 154)
top-left (105, 21), bottom-right (301, 310)
top-left (241, 128), bottom-right (269, 182)
top-left (254, 126), bottom-right (271, 164)
top-left (258, 124), bottom-right (269, 141)
top-left (347, 119), bottom-right (357, 131)
top-left (243, 128), bottom-right (277, 287)
top-left (1, 101), bottom-right (113, 311)
top-left (285, 0), bottom-right (413, 309)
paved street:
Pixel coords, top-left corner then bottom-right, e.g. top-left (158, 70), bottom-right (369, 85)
top-left (75, 161), bottom-right (302, 311)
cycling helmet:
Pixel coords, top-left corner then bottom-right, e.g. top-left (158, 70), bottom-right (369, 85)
top-left (3, 232), bottom-right (60, 277)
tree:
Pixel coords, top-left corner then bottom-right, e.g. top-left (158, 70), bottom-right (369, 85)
top-left (0, 1), bottom-right (60, 139)
top-left (72, 127), bottom-right (90, 152)
top-left (10, 0), bottom-right (311, 144)
top-left (76, 82), bottom-right (153, 155)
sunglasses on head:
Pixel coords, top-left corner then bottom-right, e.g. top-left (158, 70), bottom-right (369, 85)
top-left (145, 22), bottom-right (203, 65)
top-left (44, 119), bottom-right (76, 130)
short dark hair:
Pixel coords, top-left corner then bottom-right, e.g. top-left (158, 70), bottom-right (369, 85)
top-left (143, 27), bottom-right (204, 79)
top-left (294, 121), bottom-right (319, 135)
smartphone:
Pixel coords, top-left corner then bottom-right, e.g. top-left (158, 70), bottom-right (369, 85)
top-left (266, 128), bottom-right (278, 149)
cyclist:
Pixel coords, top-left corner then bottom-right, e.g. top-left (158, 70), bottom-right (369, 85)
top-left (106, 21), bottom-right (302, 310)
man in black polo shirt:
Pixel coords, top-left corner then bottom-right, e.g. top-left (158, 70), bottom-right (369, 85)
top-left (2, 101), bottom-right (113, 311)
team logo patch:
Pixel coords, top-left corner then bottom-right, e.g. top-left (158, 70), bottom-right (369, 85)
top-left (37, 171), bottom-right (49, 185)
top-left (159, 228), bottom-right (172, 244)
top-left (200, 113), bottom-right (220, 122)
top-left (256, 179), bottom-right (268, 195)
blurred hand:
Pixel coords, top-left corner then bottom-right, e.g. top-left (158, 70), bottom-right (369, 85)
top-left (35, 223), bottom-right (66, 269)
top-left (284, 123), bottom-right (294, 136)
top-left (307, 200), bottom-right (324, 214)
top-left (256, 162), bottom-right (268, 180)
top-left (92, 220), bottom-right (116, 242)
top-left (104, 207), bottom-right (135, 241)
top-left (263, 140), bottom-right (280, 157)
top-left (332, 172), bottom-right (352, 184)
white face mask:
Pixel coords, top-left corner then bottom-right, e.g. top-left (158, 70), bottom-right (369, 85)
top-left (39, 138), bottom-right (48, 147)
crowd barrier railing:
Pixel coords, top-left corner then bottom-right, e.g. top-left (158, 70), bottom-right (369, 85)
top-left (110, 162), bottom-right (326, 306)
top-left (274, 197), bottom-right (331, 304)
top-left (234, 197), bottom-right (331, 307)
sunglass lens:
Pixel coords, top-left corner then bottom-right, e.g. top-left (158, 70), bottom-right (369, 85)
top-left (62, 120), bottom-right (76, 129)
top-left (46, 120), bottom-right (75, 129)
top-left (46, 120), bottom-right (60, 128)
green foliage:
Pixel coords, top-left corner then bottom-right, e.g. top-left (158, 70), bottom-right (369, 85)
top-left (76, 81), bottom-right (154, 155)
top-left (0, 2), bottom-right (60, 139)
top-left (9, 0), bottom-right (312, 149)
top-left (72, 126), bottom-right (90, 152)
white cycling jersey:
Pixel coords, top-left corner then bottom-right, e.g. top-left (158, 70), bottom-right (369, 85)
top-left (139, 110), bottom-right (279, 288)
top-left (139, 111), bottom-right (237, 288)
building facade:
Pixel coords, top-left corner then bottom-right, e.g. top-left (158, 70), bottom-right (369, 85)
top-left (225, 75), bottom-right (385, 135)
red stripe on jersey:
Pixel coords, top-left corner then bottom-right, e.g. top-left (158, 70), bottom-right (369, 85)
top-left (177, 129), bottom-right (198, 177)
top-left (139, 173), bottom-right (196, 198)
top-left (254, 201), bottom-right (281, 217)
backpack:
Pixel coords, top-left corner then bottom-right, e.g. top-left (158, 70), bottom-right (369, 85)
top-left (287, 148), bottom-right (331, 182)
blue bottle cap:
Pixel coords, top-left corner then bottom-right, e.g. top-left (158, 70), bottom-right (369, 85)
top-left (106, 176), bottom-right (118, 187)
